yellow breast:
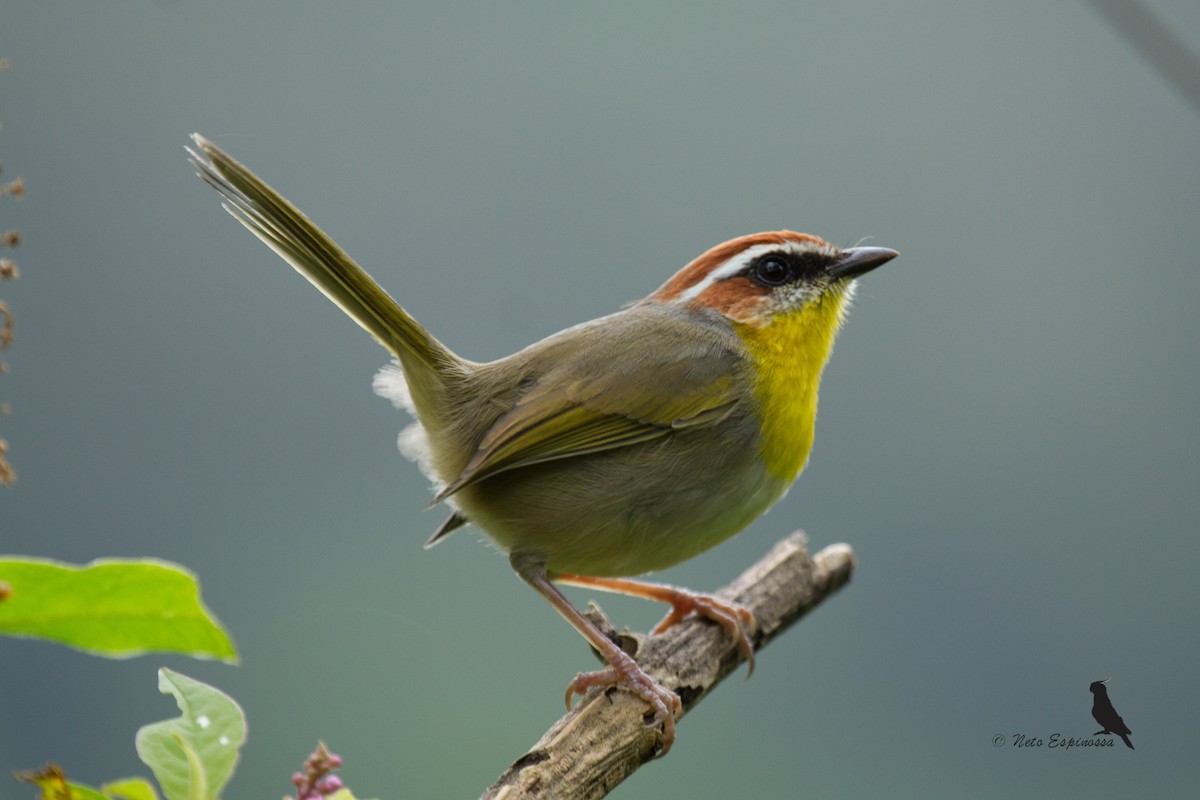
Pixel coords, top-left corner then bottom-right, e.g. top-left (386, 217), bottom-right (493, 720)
top-left (733, 290), bottom-right (850, 482)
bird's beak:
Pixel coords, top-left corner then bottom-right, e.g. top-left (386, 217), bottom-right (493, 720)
top-left (829, 246), bottom-right (899, 280)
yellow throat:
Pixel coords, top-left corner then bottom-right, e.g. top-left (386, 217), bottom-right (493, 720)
top-left (734, 288), bottom-right (851, 482)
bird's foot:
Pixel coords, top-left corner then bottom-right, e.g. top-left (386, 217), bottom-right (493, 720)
top-left (650, 589), bottom-right (757, 676)
top-left (565, 649), bottom-right (682, 757)
top-left (555, 574), bottom-right (758, 676)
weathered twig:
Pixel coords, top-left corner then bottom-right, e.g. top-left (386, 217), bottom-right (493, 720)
top-left (481, 531), bottom-right (855, 800)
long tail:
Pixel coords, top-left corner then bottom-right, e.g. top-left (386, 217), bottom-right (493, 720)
top-left (188, 134), bottom-right (466, 393)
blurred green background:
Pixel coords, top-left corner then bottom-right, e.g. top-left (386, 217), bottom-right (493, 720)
top-left (3, 1), bottom-right (1198, 797)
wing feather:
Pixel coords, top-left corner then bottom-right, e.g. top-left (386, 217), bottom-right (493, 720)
top-left (434, 321), bottom-right (744, 502)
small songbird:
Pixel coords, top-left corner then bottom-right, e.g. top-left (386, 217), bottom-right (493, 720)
top-left (189, 135), bottom-right (895, 755)
top-left (1090, 679), bottom-right (1134, 749)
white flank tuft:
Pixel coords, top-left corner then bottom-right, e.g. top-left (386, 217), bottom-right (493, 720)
top-left (372, 362), bottom-right (415, 413)
top-left (397, 422), bottom-right (441, 487)
top-left (373, 362), bottom-right (442, 490)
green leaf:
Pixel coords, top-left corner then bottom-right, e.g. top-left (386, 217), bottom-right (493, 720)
top-left (136, 669), bottom-right (247, 800)
top-left (0, 557), bottom-right (237, 662)
top-left (101, 777), bottom-right (161, 800)
top-left (14, 766), bottom-right (109, 800)
top-left (67, 784), bottom-right (112, 800)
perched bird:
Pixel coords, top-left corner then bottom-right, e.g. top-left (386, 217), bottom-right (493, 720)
top-left (1090, 679), bottom-right (1134, 749)
top-left (189, 135), bottom-right (895, 754)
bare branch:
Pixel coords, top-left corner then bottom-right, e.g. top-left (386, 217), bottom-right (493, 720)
top-left (481, 532), bottom-right (855, 800)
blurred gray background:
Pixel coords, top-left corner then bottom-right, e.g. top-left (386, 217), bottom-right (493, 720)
top-left (3, 1), bottom-right (1198, 797)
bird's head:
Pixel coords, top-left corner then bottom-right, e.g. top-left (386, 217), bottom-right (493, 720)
top-left (647, 230), bottom-right (897, 328)
top-left (646, 231), bottom-right (897, 483)
top-left (1089, 679), bottom-right (1111, 694)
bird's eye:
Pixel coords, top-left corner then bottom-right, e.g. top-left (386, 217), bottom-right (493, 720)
top-left (753, 256), bottom-right (791, 287)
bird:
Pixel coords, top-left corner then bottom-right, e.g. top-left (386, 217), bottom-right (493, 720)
top-left (1090, 679), bottom-right (1134, 749)
top-left (188, 134), bottom-right (896, 755)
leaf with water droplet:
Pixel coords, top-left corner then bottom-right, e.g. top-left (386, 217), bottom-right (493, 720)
top-left (135, 669), bottom-right (246, 800)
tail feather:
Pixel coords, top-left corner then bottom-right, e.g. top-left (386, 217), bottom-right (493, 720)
top-left (188, 134), bottom-right (463, 383)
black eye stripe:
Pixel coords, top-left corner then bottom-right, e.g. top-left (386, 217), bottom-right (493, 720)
top-left (744, 251), bottom-right (831, 288)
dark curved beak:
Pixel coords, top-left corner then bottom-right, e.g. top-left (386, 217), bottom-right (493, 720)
top-left (829, 246), bottom-right (899, 280)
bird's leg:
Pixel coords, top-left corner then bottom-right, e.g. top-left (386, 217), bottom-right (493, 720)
top-left (555, 574), bottom-right (757, 676)
top-left (509, 553), bottom-right (682, 756)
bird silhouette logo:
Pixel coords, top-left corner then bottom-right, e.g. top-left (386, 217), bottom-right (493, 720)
top-left (1089, 679), bottom-right (1133, 749)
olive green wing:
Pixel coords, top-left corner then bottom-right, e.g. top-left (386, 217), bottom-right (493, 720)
top-left (433, 347), bottom-right (743, 503)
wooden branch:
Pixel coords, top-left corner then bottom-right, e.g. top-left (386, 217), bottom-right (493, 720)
top-left (481, 531), bottom-right (855, 800)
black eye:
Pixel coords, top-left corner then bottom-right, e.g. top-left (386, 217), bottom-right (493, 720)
top-left (753, 256), bottom-right (791, 286)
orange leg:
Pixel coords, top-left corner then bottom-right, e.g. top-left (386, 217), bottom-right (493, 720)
top-left (555, 574), bottom-right (757, 676)
top-left (510, 554), bottom-right (682, 756)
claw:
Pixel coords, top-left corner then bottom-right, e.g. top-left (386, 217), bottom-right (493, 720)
top-left (565, 666), bottom-right (618, 709)
top-left (564, 651), bottom-right (682, 756)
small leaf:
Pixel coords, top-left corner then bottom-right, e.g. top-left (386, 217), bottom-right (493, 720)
top-left (14, 765), bottom-right (107, 800)
top-left (135, 669), bottom-right (247, 800)
top-left (66, 784), bottom-right (111, 800)
top-left (0, 557), bottom-right (236, 661)
top-left (101, 777), bottom-right (161, 800)
top-left (14, 765), bottom-right (71, 800)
